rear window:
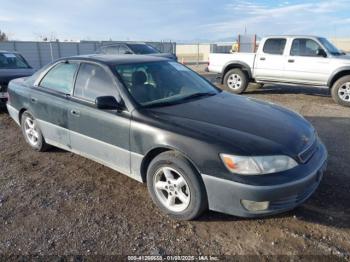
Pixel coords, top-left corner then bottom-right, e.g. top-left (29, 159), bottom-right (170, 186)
top-left (0, 53), bottom-right (31, 69)
top-left (40, 62), bottom-right (78, 94)
top-left (263, 38), bottom-right (286, 55)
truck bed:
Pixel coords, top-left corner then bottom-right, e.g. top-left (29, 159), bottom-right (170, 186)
top-left (208, 53), bottom-right (256, 73)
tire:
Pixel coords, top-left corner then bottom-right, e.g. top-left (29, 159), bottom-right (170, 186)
top-left (21, 111), bottom-right (50, 152)
top-left (331, 75), bottom-right (350, 107)
top-left (146, 151), bottom-right (208, 220)
top-left (223, 68), bottom-right (248, 94)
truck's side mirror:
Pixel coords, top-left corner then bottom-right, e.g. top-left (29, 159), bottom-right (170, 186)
top-left (95, 96), bottom-right (124, 110)
top-left (317, 49), bottom-right (327, 57)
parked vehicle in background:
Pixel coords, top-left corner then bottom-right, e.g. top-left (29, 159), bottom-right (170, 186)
top-left (0, 51), bottom-right (35, 107)
top-left (208, 35), bottom-right (350, 107)
top-left (99, 42), bottom-right (177, 61)
top-left (6, 54), bottom-right (327, 220)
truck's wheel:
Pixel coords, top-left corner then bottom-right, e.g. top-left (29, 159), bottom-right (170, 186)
top-left (331, 76), bottom-right (350, 107)
top-left (223, 68), bottom-right (248, 94)
top-left (147, 151), bottom-right (208, 220)
top-left (21, 111), bottom-right (50, 152)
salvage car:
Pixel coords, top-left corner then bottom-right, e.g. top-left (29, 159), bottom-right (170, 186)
top-left (208, 35), bottom-right (350, 107)
top-left (6, 55), bottom-right (327, 220)
top-left (98, 42), bottom-right (177, 61)
top-left (0, 50), bottom-right (34, 107)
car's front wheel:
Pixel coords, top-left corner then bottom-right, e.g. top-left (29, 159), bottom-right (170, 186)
top-left (147, 151), bottom-right (207, 220)
top-left (21, 111), bottom-right (50, 151)
top-left (331, 75), bottom-right (350, 107)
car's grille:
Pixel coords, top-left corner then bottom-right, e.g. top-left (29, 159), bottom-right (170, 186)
top-left (298, 138), bottom-right (318, 163)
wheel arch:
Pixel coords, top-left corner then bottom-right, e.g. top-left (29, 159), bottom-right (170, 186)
top-left (221, 61), bottom-right (252, 84)
top-left (140, 146), bottom-right (202, 183)
top-left (18, 107), bottom-right (28, 124)
top-left (328, 67), bottom-right (350, 88)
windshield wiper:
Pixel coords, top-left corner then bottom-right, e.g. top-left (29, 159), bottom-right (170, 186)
top-left (180, 92), bottom-right (217, 101)
top-left (143, 92), bottom-right (217, 108)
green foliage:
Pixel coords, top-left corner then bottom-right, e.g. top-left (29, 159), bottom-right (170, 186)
top-left (0, 30), bottom-right (8, 41)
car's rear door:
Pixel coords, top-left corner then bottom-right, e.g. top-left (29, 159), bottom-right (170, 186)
top-left (283, 38), bottom-right (330, 85)
top-left (254, 38), bottom-right (287, 81)
top-left (31, 61), bottom-right (79, 148)
top-left (68, 61), bottom-right (132, 176)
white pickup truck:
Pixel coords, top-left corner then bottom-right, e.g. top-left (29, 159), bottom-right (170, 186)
top-left (208, 35), bottom-right (350, 107)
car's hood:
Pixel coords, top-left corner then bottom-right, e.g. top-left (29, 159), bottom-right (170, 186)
top-left (0, 68), bottom-right (35, 85)
top-left (147, 92), bottom-right (315, 157)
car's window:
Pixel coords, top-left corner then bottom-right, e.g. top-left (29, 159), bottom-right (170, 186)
top-left (74, 63), bottom-right (119, 102)
top-left (0, 53), bottom-right (31, 69)
top-left (114, 61), bottom-right (219, 106)
top-left (119, 45), bottom-right (131, 55)
top-left (101, 45), bottom-right (120, 55)
top-left (40, 62), bottom-right (78, 94)
top-left (290, 39), bottom-right (323, 57)
top-left (263, 38), bottom-right (286, 55)
top-left (127, 44), bottom-right (159, 54)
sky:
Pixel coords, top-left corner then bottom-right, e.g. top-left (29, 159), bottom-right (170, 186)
top-left (1, 0), bottom-right (350, 42)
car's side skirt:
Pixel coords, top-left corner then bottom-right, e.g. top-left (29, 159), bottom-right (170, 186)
top-left (36, 119), bottom-right (144, 183)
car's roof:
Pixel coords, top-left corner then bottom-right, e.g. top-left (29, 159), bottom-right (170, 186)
top-left (265, 35), bottom-right (322, 39)
top-left (0, 50), bottom-right (19, 54)
top-left (101, 42), bottom-right (147, 46)
top-left (63, 54), bottom-right (170, 65)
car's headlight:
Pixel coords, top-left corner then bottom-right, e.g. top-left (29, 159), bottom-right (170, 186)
top-left (220, 154), bottom-right (298, 175)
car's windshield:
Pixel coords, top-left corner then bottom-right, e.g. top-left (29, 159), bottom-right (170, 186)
top-left (318, 37), bottom-right (344, 56)
top-left (127, 44), bottom-right (160, 54)
top-left (0, 53), bottom-right (31, 69)
top-left (114, 61), bottom-right (219, 107)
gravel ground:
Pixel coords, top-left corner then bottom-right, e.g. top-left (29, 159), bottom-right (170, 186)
top-left (0, 68), bottom-right (349, 259)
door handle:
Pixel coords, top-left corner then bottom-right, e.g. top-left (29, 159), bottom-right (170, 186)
top-left (30, 97), bottom-right (37, 103)
top-left (70, 109), bottom-right (80, 117)
top-left (260, 57), bottom-right (266, 61)
top-left (288, 59), bottom-right (295, 63)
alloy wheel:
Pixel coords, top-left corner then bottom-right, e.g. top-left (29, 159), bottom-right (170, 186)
top-left (153, 167), bottom-right (191, 212)
top-left (24, 117), bottom-right (39, 146)
top-left (227, 73), bottom-right (242, 90)
top-left (338, 82), bottom-right (350, 102)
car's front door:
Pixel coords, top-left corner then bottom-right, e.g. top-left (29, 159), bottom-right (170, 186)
top-left (68, 62), bottom-right (132, 176)
top-left (283, 38), bottom-right (331, 85)
top-left (32, 61), bottom-right (79, 148)
top-left (254, 38), bottom-right (287, 81)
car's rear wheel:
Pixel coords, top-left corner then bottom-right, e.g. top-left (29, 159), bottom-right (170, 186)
top-left (21, 111), bottom-right (50, 151)
top-left (223, 68), bottom-right (248, 94)
top-left (146, 151), bottom-right (207, 220)
top-left (331, 75), bottom-right (350, 107)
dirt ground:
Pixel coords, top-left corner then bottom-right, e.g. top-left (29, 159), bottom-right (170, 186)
top-left (0, 69), bottom-right (349, 259)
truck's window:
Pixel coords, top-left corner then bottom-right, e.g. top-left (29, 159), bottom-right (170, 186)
top-left (40, 63), bottom-right (78, 94)
top-left (74, 63), bottom-right (119, 102)
top-left (263, 38), bottom-right (286, 55)
top-left (290, 39), bottom-right (323, 57)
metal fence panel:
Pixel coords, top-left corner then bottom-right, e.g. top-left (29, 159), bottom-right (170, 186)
top-left (0, 41), bottom-right (176, 69)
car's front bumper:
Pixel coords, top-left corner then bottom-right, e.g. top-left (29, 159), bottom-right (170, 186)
top-left (202, 142), bottom-right (327, 217)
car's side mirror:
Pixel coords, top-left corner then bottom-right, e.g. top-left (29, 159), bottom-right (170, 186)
top-left (316, 48), bottom-right (327, 57)
top-left (124, 50), bottom-right (133, 54)
top-left (95, 96), bottom-right (124, 110)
